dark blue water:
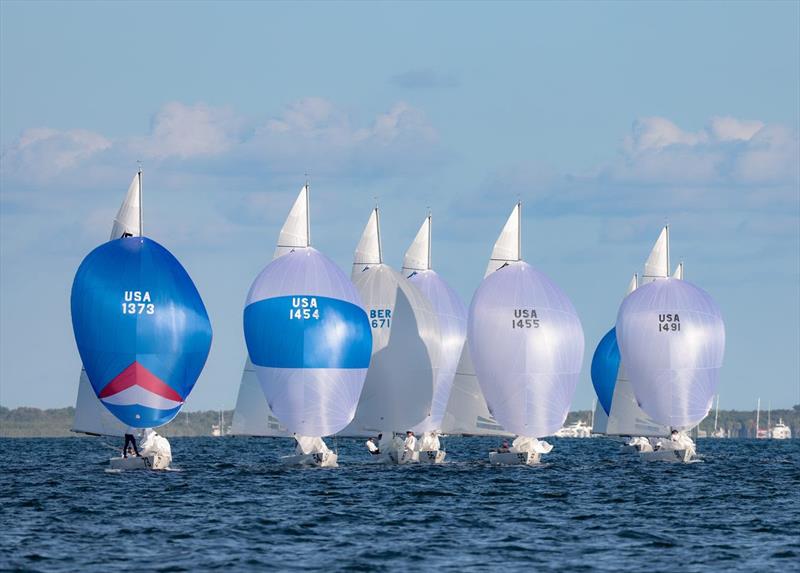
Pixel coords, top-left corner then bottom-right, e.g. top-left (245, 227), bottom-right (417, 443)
top-left (1, 437), bottom-right (798, 572)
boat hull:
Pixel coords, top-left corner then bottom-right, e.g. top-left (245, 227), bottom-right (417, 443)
top-left (383, 447), bottom-right (419, 464)
top-left (279, 452), bottom-right (338, 468)
top-left (417, 450), bottom-right (446, 464)
top-left (108, 454), bottom-right (170, 471)
top-left (640, 449), bottom-right (691, 463)
top-left (489, 451), bottom-right (540, 466)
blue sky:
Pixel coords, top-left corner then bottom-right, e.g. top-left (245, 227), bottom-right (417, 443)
top-left (1, 1), bottom-right (798, 411)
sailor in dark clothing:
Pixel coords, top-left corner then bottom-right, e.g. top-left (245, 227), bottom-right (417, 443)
top-left (122, 427), bottom-right (140, 458)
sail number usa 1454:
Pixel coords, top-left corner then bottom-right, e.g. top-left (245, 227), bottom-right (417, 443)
top-left (512, 309), bottom-right (540, 329)
top-left (289, 297), bottom-right (320, 320)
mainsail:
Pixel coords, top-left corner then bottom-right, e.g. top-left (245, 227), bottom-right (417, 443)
top-left (344, 207), bottom-right (441, 434)
top-left (617, 263), bottom-right (725, 429)
top-left (72, 171), bottom-right (142, 436)
top-left (640, 225), bottom-right (669, 285)
top-left (402, 214), bottom-right (467, 433)
top-left (468, 203), bottom-right (584, 437)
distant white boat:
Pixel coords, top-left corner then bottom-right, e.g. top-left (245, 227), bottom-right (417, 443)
top-left (554, 420), bottom-right (593, 438)
top-left (770, 419), bottom-right (792, 440)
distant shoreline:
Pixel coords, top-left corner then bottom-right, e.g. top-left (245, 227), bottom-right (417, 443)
top-left (2, 405), bottom-right (797, 438)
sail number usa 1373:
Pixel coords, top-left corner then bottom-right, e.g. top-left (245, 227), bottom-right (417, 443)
top-left (122, 291), bottom-right (155, 315)
top-left (289, 297), bottom-right (320, 320)
top-left (512, 309), bottom-right (539, 329)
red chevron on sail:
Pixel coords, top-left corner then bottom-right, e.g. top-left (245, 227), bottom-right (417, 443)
top-left (99, 362), bottom-right (183, 402)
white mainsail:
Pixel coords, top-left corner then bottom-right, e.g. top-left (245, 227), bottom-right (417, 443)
top-left (672, 262), bottom-right (684, 279)
top-left (484, 202), bottom-right (521, 277)
top-left (402, 215), bottom-right (467, 434)
top-left (343, 207), bottom-right (441, 435)
top-left (71, 170), bottom-right (142, 436)
top-left (231, 184), bottom-right (312, 436)
top-left (230, 358), bottom-right (290, 436)
top-left (640, 225), bottom-right (669, 284)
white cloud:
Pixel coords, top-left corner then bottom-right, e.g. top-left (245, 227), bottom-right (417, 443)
top-left (708, 116), bottom-right (764, 142)
top-left (1, 128), bottom-right (111, 181)
top-left (130, 102), bottom-right (244, 160)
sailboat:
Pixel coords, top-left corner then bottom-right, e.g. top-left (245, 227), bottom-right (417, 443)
top-left (242, 184), bottom-right (372, 467)
top-left (344, 207), bottom-right (441, 464)
top-left (616, 226), bottom-right (726, 462)
top-left (591, 230), bottom-right (676, 443)
top-left (469, 203), bottom-right (585, 465)
top-left (401, 213), bottom-right (466, 462)
top-left (70, 170), bottom-right (213, 470)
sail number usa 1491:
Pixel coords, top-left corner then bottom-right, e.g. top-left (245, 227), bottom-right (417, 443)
top-left (122, 291), bottom-right (155, 315)
top-left (289, 297), bottom-right (320, 320)
top-left (512, 309), bottom-right (539, 329)
top-left (658, 313), bottom-right (680, 332)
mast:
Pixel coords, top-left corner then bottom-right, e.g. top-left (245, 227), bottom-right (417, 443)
top-left (137, 164), bottom-right (143, 237)
top-left (665, 224), bottom-right (670, 278)
top-left (517, 200), bottom-right (522, 261)
top-left (713, 395), bottom-right (720, 432)
top-left (375, 206), bottom-right (383, 264)
top-left (427, 210), bottom-right (432, 270)
top-left (305, 181), bottom-right (311, 247)
top-left (767, 401), bottom-right (771, 437)
top-left (755, 398), bottom-right (760, 438)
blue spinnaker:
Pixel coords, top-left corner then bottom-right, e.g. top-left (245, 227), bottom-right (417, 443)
top-left (71, 237), bottom-right (212, 428)
top-left (591, 327), bottom-right (621, 416)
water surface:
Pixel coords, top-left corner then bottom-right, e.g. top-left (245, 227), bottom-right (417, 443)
top-left (1, 437), bottom-right (798, 571)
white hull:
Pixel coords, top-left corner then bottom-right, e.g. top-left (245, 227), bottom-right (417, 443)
top-left (279, 451), bottom-right (338, 468)
top-left (489, 451), bottom-right (541, 466)
top-left (417, 450), bottom-right (446, 464)
top-left (640, 449), bottom-right (692, 463)
top-left (109, 454), bottom-right (170, 471)
top-left (382, 447), bottom-right (419, 464)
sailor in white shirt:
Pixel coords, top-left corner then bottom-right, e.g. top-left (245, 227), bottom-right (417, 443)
top-left (403, 431), bottom-right (417, 452)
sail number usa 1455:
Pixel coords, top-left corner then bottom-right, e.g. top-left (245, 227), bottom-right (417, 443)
top-left (512, 309), bottom-right (539, 329)
top-left (289, 297), bottom-right (320, 320)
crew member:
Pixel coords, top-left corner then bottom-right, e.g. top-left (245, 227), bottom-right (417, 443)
top-left (122, 428), bottom-right (140, 458)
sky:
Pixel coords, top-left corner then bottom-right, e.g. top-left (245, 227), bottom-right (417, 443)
top-left (1, 1), bottom-right (798, 412)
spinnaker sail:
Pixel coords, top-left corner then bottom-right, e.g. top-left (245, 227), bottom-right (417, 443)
top-left (71, 236), bottom-right (212, 428)
top-left (468, 203), bottom-right (584, 437)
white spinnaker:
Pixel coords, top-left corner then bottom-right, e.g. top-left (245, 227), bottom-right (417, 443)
top-left (616, 278), bottom-right (725, 429)
top-left (596, 273), bottom-right (670, 437)
top-left (232, 184), bottom-right (313, 436)
top-left (403, 215), bottom-right (466, 433)
top-left (640, 226), bottom-right (669, 285)
top-left (273, 184), bottom-right (310, 259)
top-left (441, 345), bottom-right (511, 436)
top-left (344, 209), bottom-right (441, 434)
top-left (469, 261), bottom-right (585, 437)
top-left (71, 171), bottom-right (141, 436)
top-left (230, 358), bottom-right (290, 436)
top-left (485, 202), bottom-right (520, 277)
